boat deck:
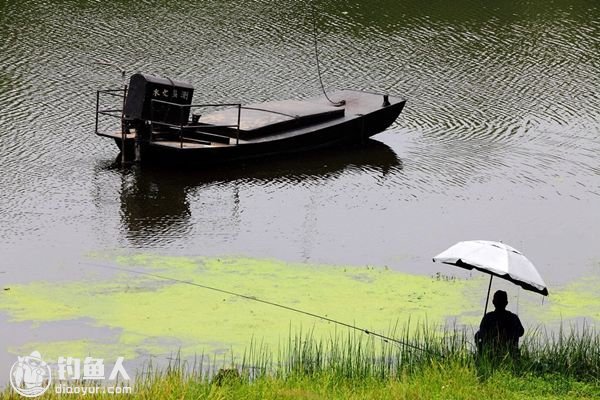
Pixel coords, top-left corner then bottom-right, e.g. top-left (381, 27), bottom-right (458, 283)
top-left (199, 99), bottom-right (345, 139)
top-left (150, 140), bottom-right (233, 149)
top-left (97, 130), bottom-right (137, 141)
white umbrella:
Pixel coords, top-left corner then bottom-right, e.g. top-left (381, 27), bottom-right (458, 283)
top-left (433, 240), bottom-right (548, 314)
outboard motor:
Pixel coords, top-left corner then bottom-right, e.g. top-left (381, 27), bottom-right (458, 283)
top-left (123, 73), bottom-right (195, 139)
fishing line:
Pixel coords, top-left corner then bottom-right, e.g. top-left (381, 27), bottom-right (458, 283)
top-left (82, 261), bottom-right (435, 355)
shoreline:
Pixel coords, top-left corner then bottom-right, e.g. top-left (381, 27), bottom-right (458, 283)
top-left (3, 326), bottom-right (599, 398)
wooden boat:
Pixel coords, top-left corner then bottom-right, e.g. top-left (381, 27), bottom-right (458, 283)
top-left (95, 73), bottom-right (406, 165)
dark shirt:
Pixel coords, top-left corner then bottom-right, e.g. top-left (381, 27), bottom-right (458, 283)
top-left (478, 309), bottom-right (524, 355)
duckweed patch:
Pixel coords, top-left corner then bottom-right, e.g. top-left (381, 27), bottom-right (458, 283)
top-left (0, 255), bottom-right (598, 361)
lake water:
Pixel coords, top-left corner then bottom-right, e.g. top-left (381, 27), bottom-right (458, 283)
top-left (1, 0), bottom-right (599, 385)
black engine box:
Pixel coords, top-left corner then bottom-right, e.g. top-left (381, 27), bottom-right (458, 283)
top-left (123, 73), bottom-right (194, 126)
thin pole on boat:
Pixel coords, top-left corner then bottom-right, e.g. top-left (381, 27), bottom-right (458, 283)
top-left (83, 261), bottom-right (438, 356)
top-left (120, 84), bottom-right (128, 165)
top-left (236, 104), bottom-right (241, 145)
top-left (179, 106), bottom-right (184, 149)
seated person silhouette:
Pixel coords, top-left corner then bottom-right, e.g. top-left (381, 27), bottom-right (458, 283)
top-left (475, 290), bottom-right (524, 359)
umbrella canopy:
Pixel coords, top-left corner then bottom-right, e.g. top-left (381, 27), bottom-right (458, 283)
top-left (433, 240), bottom-right (548, 296)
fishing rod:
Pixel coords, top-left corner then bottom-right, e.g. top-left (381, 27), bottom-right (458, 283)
top-left (83, 261), bottom-right (437, 356)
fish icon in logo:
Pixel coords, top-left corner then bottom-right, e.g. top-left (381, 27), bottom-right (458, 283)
top-left (9, 351), bottom-right (52, 397)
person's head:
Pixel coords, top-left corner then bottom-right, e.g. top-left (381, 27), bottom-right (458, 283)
top-left (492, 290), bottom-right (508, 310)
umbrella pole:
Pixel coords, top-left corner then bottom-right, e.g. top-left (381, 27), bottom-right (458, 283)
top-left (483, 275), bottom-right (493, 316)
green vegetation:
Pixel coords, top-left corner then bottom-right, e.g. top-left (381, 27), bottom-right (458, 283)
top-left (2, 256), bottom-right (599, 398)
top-left (2, 255), bottom-right (599, 363)
top-left (3, 324), bottom-right (599, 399)
top-left (0, 255), bottom-right (480, 361)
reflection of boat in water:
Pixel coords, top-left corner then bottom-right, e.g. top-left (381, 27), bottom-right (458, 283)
top-left (95, 74), bottom-right (406, 165)
top-left (114, 140), bottom-right (402, 243)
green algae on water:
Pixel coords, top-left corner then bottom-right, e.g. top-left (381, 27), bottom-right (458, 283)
top-left (0, 256), bottom-right (475, 359)
top-left (0, 255), bottom-right (598, 361)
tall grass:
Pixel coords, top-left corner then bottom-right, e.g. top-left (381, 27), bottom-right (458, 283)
top-left (520, 323), bottom-right (600, 380)
top-left (3, 322), bottom-right (599, 399)
top-left (229, 322), bottom-right (600, 383)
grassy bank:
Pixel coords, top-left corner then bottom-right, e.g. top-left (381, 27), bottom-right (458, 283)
top-left (3, 324), bottom-right (599, 399)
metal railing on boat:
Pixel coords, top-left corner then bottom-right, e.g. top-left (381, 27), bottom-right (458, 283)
top-left (149, 99), bottom-right (242, 149)
top-left (95, 86), bottom-right (128, 163)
